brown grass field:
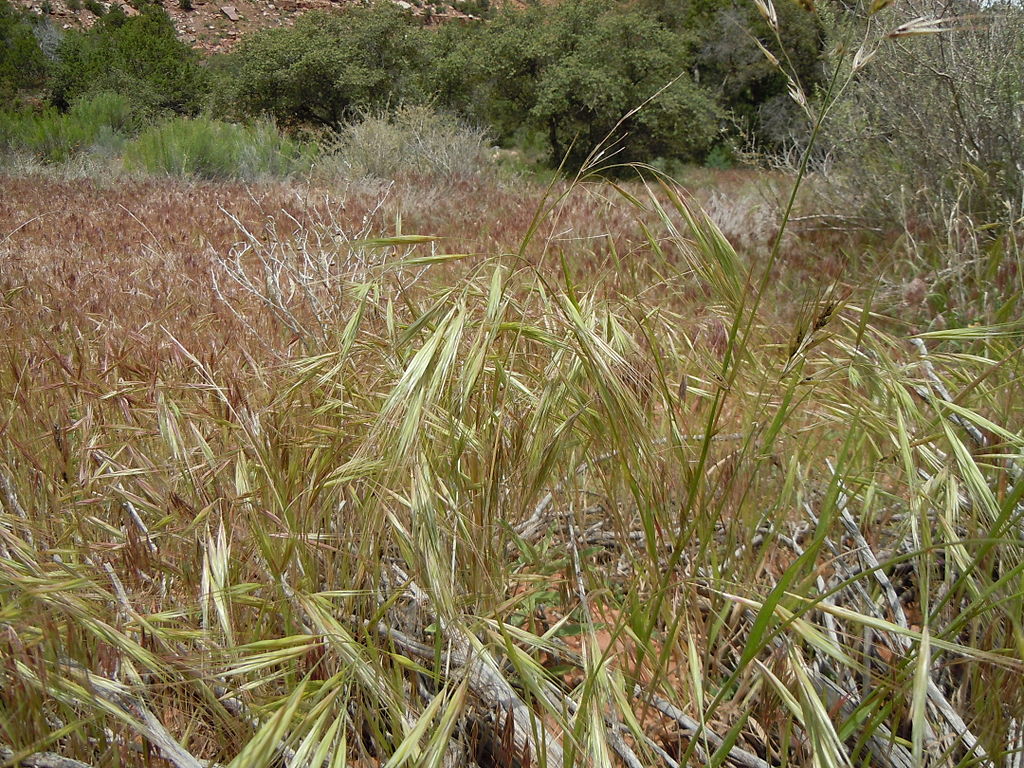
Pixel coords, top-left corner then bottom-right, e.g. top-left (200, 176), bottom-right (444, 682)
top-left (2, 170), bottom-right (1023, 768)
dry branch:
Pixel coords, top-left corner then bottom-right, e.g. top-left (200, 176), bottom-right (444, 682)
top-left (384, 566), bottom-right (567, 768)
top-left (0, 745), bottom-right (94, 768)
top-left (53, 663), bottom-right (204, 768)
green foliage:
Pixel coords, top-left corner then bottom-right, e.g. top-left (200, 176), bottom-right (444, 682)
top-left (647, 0), bottom-right (824, 149)
top-left (0, 91), bottom-right (315, 178)
top-left (0, 91), bottom-right (132, 163)
top-left (49, 5), bottom-right (208, 116)
top-left (123, 115), bottom-right (317, 180)
top-left (429, 0), bottom-right (721, 168)
top-left (230, 3), bottom-right (427, 128)
top-left (450, 0), bottom-right (492, 19)
top-left (0, 0), bottom-right (48, 100)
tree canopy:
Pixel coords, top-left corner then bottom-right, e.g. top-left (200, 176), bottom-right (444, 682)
top-left (430, 0), bottom-right (723, 167)
top-left (49, 5), bottom-right (208, 115)
top-left (0, 0), bottom-right (47, 101)
top-left (230, 4), bottom-right (427, 128)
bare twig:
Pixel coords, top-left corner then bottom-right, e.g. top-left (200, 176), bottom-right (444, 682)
top-left (826, 462), bottom-right (991, 766)
top-left (54, 664), bottom-right (204, 768)
top-left (910, 337), bottom-right (986, 448)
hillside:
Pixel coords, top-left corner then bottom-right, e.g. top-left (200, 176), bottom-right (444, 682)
top-left (13, 0), bottom-right (474, 53)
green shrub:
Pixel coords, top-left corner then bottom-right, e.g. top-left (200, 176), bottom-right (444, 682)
top-left (68, 89), bottom-right (136, 133)
top-left (0, 91), bottom-right (132, 162)
top-left (0, 108), bottom-right (93, 163)
top-left (229, 3), bottom-right (426, 128)
top-left (0, 0), bottom-right (48, 100)
top-left (123, 116), bottom-right (317, 180)
top-left (49, 5), bottom-right (208, 116)
top-left (428, 0), bottom-right (721, 169)
top-left (450, 0), bottom-right (492, 18)
top-left (83, 0), bottom-right (104, 15)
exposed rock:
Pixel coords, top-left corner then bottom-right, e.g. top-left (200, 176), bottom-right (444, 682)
top-left (220, 4), bottom-right (238, 20)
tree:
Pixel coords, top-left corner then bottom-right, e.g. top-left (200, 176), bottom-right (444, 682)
top-left (230, 4), bottom-right (427, 128)
top-left (431, 0), bottom-right (721, 168)
top-left (0, 0), bottom-right (47, 101)
top-left (49, 5), bottom-right (208, 116)
top-left (642, 0), bottom-right (825, 150)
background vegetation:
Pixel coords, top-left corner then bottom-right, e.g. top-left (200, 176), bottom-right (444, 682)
top-left (3, 0), bottom-right (1020, 232)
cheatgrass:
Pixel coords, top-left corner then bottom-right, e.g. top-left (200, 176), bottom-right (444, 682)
top-left (1, 148), bottom-right (1022, 768)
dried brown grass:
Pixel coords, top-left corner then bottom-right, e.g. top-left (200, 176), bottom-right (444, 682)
top-left (3, 168), bottom-right (1020, 768)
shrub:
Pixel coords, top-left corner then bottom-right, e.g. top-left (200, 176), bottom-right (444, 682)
top-left (428, 0), bottom-right (721, 169)
top-left (321, 104), bottom-right (490, 181)
top-left (68, 88), bottom-right (136, 133)
top-left (0, 108), bottom-right (93, 163)
top-left (49, 5), bottom-right (208, 116)
top-left (827, 0), bottom-right (1024, 228)
top-left (123, 116), bottom-right (317, 180)
top-left (230, 4), bottom-right (427, 128)
top-left (0, 91), bottom-right (132, 162)
top-left (451, 0), bottom-right (492, 18)
top-left (0, 0), bottom-right (48, 100)
top-left (31, 14), bottom-right (62, 59)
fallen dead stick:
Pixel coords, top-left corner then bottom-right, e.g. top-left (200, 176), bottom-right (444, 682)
top-left (636, 690), bottom-right (772, 768)
top-left (389, 556), bottom-right (773, 768)
top-left (376, 620), bottom-right (703, 768)
top-left (827, 462), bottom-right (992, 766)
top-left (812, 675), bottom-right (913, 768)
top-left (696, 580), bottom-right (918, 768)
top-left (515, 432), bottom-right (746, 545)
top-left (52, 662), bottom-right (205, 768)
top-left (375, 596), bottom-right (770, 768)
top-left (380, 568), bottom-right (567, 768)
top-left (910, 338), bottom-right (987, 449)
top-left (0, 744), bottom-right (93, 768)
top-left (372, 621), bottom-right (566, 768)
